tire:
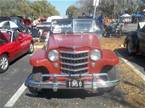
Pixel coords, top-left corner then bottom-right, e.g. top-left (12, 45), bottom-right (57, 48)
top-left (0, 54), bottom-right (9, 73)
top-left (98, 87), bottom-right (115, 94)
top-left (126, 31), bottom-right (138, 56)
top-left (27, 86), bottom-right (41, 95)
top-left (28, 43), bottom-right (34, 54)
top-left (126, 41), bottom-right (136, 55)
top-left (98, 66), bottom-right (119, 93)
top-left (27, 67), bottom-right (47, 95)
top-left (107, 66), bottom-right (119, 81)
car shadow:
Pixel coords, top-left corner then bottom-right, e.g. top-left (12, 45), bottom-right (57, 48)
top-left (26, 89), bottom-right (103, 99)
top-left (25, 88), bottom-right (138, 108)
top-left (114, 48), bottom-right (145, 72)
top-left (9, 53), bottom-right (28, 66)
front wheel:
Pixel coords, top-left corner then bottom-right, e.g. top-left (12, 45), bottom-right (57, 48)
top-left (0, 55), bottom-right (9, 73)
top-left (126, 41), bottom-right (136, 55)
top-left (98, 66), bottom-right (119, 93)
top-left (98, 87), bottom-right (115, 94)
top-left (27, 86), bottom-right (41, 95)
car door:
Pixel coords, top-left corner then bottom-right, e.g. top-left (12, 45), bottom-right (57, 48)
top-left (16, 32), bottom-right (29, 55)
top-left (6, 31), bottom-right (23, 61)
top-left (17, 32), bottom-right (31, 54)
top-left (13, 31), bottom-right (29, 57)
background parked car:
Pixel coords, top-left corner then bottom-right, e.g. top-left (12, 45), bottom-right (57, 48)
top-left (124, 21), bottom-right (145, 55)
top-left (0, 29), bottom-right (34, 73)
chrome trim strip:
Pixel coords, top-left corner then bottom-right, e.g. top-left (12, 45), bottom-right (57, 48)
top-left (60, 50), bottom-right (89, 54)
top-left (61, 67), bottom-right (88, 71)
top-left (41, 73), bottom-right (107, 77)
top-left (60, 62), bottom-right (88, 66)
top-left (60, 56), bottom-right (89, 60)
top-left (60, 50), bottom-right (89, 74)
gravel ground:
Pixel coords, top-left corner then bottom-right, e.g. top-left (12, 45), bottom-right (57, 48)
top-left (100, 37), bottom-right (145, 108)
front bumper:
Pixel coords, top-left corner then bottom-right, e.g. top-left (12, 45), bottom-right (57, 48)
top-left (25, 73), bottom-right (119, 92)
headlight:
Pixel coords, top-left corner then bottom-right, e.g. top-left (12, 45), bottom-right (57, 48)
top-left (48, 50), bottom-right (59, 62)
top-left (90, 49), bottom-right (101, 61)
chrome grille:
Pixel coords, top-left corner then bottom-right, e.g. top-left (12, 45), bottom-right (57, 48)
top-left (60, 51), bottom-right (89, 74)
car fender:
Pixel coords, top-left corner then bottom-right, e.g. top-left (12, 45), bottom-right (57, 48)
top-left (30, 49), bottom-right (60, 74)
top-left (0, 44), bottom-right (11, 61)
top-left (101, 49), bottom-right (119, 66)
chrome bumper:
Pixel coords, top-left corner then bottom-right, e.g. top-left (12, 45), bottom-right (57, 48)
top-left (25, 73), bottom-right (119, 92)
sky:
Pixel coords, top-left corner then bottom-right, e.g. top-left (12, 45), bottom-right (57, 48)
top-left (48, 0), bottom-right (77, 16)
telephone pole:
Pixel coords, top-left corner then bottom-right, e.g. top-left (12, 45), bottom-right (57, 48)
top-left (93, 0), bottom-right (100, 19)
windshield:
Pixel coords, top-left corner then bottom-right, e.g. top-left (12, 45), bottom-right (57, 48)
top-left (73, 19), bottom-right (97, 33)
top-left (52, 19), bottom-right (72, 33)
top-left (51, 19), bottom-right (101, 35)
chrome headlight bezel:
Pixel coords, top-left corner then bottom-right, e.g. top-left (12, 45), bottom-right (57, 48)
top-left (90, 49), bottom-right (101, 61)
top-left (48, 50), bottom-right (59, 62)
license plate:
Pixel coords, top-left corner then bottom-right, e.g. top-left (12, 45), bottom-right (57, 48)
top-left (66, 79), bottom-right (84, 88)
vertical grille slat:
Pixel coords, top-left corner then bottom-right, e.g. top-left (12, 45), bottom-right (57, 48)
top-left (60, 50), bottom-right (89, 74)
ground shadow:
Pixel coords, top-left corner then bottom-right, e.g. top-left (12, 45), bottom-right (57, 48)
top-left (9, 53), bottom-right (28, 65)
top-left (26, 89), bottom-right (103, 99)
top-left (25, 88), bottom-right (138, 108)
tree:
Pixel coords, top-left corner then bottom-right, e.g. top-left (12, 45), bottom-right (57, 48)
top-left (0, 0), bottom-right (59, 17)
top-left (77, 0), bottom-right (93, 16)
top-left (15, 0), bottom-right (33, 16)
top-left (66, 5), bottom-right (79, 17)
top-left (31, 0), bottom-right (59, 17)
top-left (77, 0), bottom-right (142, 18)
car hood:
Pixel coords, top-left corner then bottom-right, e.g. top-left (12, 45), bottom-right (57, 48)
top-left (48, 34), bottom-right (100, 50)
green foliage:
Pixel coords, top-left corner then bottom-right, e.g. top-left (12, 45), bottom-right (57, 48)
top-left (77, 0), bottom-right (145, 17)
top-left (0, 0), bottom-right (59, 17)
top-left (66, 5), bottom-right (79, 18)
top-left (31, 0), bottom-right (59, 17)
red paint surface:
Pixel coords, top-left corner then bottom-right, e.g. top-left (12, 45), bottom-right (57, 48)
top-left (0, 32), bottom-right (33, 61)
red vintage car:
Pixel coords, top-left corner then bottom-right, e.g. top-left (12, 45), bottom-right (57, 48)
top-left (25, 18), bottom-right (119, 94)
top-left (0, 29), bottom-right (34, 73)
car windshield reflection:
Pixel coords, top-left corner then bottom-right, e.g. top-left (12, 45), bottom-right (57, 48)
top-left (51, 19), bottom-right (101, 35)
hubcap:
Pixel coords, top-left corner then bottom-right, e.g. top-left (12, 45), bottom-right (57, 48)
top-left (0, 57), bottom-right (8, 70)
top-left (30, 44), bottom-right (34, 52)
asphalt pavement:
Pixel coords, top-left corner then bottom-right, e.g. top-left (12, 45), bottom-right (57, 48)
top-left (0, 53), bottom-right (136, 108)
top-left (0, 54), bottom-right (32, 108)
